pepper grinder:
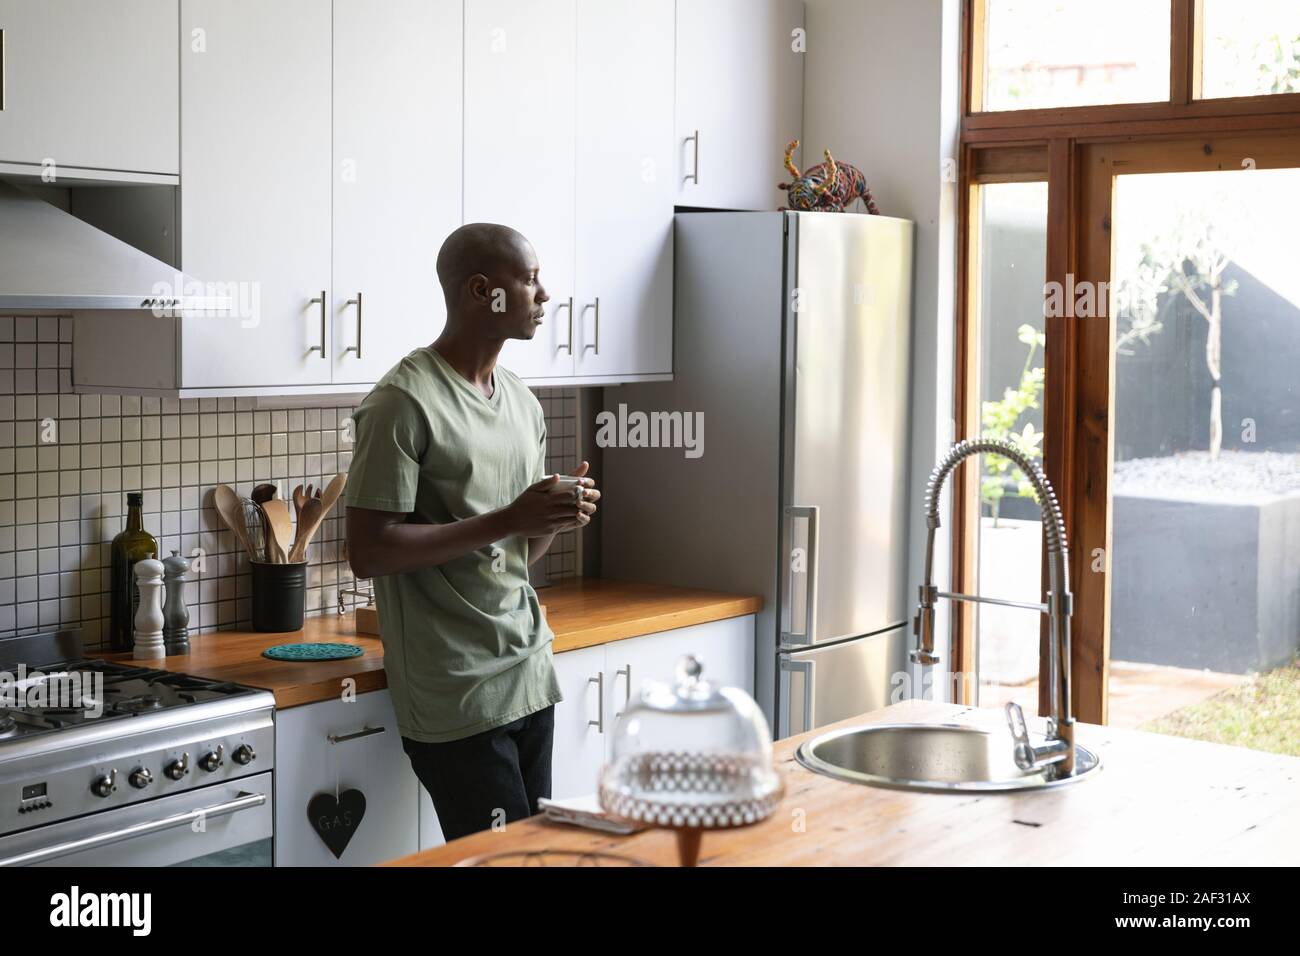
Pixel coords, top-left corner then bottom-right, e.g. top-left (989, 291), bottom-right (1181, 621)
top-left (162, 550), bottom-right (191, 656)
top-left (132, 554), bottom-right (166, 660)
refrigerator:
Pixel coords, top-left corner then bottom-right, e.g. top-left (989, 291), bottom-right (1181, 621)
top-left (600, 211), bottom-right (914, 739)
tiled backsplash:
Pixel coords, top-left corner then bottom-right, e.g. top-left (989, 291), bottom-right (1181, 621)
top-left (0, 315), bottom-right (580, 647)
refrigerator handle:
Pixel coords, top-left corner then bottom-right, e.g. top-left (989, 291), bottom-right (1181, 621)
top-left (781, 657), bottom-right (815, 737)
top-left (780, 505), bottom-right (819, 646)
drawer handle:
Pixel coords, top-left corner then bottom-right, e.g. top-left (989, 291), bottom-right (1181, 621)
top-left (328, 725), bottom-right (386, 745)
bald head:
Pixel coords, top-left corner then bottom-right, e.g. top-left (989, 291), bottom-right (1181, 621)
top-left (436, 223), bottom-right (533, 308)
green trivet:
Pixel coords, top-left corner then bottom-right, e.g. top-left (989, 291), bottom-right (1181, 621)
top-left (262, 642), bottom-right (364, 662)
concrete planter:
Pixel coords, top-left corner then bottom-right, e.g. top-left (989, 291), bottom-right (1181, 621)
top-left (1111, 490), bottom-right (1300, 674)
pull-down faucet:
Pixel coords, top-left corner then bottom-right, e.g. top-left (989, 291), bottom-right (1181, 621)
top-left (911, 438), bottom-right (1077, 777)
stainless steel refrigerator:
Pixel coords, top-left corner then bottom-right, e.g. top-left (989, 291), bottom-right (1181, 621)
top-left (600, 211), bottom-right (914, 739)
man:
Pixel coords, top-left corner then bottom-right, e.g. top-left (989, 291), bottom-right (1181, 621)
top-left (344, 223), bottom-right (598, 841)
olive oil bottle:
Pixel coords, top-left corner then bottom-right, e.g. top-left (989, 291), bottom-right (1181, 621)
top-left (109, 492), bottom-right (158, 652)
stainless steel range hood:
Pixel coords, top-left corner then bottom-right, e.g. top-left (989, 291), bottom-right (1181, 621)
top-left (0, 181), bottom-right (228, 312)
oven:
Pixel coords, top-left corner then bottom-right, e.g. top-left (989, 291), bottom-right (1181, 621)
top-left (0, 773), bottom-right (274, 867)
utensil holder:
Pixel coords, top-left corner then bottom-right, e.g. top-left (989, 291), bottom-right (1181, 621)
top-left (250, 560), bottom-right (307, 632)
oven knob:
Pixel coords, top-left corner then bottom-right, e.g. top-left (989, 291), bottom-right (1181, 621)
top-left (90, 769), bottom-right (117, 798)
top-left (164, 753), bottom-right (190, 780)
top-left (198, 745), bottom-right (225, 773)
top-left (232, 744), bottom-right (256, 766)
top-left (128, 767), bottom-right (153, 789)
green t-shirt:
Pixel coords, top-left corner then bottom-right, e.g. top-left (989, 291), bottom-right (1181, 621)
top-left (343, 346), bottom-right (561, 743)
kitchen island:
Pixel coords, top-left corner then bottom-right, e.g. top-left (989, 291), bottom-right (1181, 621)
top-left (384, 699), bottom-right (1300, 866)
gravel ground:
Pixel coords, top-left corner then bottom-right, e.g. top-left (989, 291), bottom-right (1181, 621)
top-left (1113, 450), bottom-right (1300, 497)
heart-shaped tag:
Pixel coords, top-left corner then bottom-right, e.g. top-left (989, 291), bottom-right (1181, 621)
top-left (307, 789), bottom-right (367, 860)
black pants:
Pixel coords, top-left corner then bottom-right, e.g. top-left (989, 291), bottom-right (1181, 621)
top-left (401, 706), bottom-right (555, 843)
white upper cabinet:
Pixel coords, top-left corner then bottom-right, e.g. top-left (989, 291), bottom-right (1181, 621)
top-left (0, 0), bottom-right (178, 176)
top-left (464, 0), bottom-right (578, 382)
top-left (573, 0), bottom-right (674, 379)
top-left (332, 0), bottom-right (464, 385)
top-left (178, 0), bottom-right (334, 390)
top-left (675, 0), bottom-right (806, 211)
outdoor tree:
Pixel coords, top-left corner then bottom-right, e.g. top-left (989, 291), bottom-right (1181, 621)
top-left (1116, 214), bottom-right (1239, 459)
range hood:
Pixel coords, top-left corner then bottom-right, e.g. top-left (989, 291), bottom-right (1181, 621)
top-left (0, 181), bottom-right (228, 312)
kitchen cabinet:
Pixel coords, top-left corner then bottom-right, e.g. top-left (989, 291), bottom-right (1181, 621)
top-left (464, 0), bottom-right (578, 382)
top-left (177, 0), bottom-right (334, 391)
top-left (74, 0), bottom-right (464, 397)
top-left (331, 0), bottom-right (463, 386)
top-left (549, 615), bottom-right (756, 799)
top-left (573, 0), bottom-right (675, 378)
top-left (0, 0), bottom-right (178, 177)
top-left (550, 644), bottom-right (608, 800)
top-left (465, 0), bottom-right (674, 385)
top-left (274, 689), bottom-right (423, 867)
top-left (675, 0), bottom-right (806, 211)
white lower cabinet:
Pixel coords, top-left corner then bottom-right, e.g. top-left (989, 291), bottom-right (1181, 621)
top-left (550, 614), bottom-right (756, 799)
top-left (277, 615), bottom-right (755, 860)
top-left (274, 689), bottom-right (421, 866)
top-left (550, 644), bottom-right (609, 800)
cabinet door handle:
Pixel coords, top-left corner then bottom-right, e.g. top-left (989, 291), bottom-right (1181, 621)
top-left (1, 29), bottom-right (7, 112)
top-left (614, 665), bottom-right (631, 718)
top-left (328, 725), bottom-right (385, 744)
top-left (684, 129), bottom-right (699, 184)
top-left (587, 672), bottom-right (603, 732)
top-left (555, 297), bottom-right (574, 355)
top-left (343, 293), bottom-right (362, 359)
top-left (581, 298), bottom-right (600, 355)
top-left (308, 291), bottom-right (326, 357)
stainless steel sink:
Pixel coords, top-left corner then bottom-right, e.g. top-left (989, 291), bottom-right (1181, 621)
top-left (795, 723), bottom-right (1101, 793)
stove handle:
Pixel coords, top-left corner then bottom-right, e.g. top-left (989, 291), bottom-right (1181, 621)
top-left (0, 791), bottom-right (267, 867)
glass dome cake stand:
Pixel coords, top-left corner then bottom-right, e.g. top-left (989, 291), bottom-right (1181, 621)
top-left (598, 655), bottom-right (784, 866)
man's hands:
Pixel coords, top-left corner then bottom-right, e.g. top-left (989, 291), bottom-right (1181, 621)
top-left (346, 462), bottom-right (601, 579)
top-left (508, 460), bottom-right (600, 537)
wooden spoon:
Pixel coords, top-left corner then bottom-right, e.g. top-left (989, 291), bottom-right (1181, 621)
top-left (251, 483), bottom-right (277, 505)
top-left (261, 499), bottom-right (294, 564)
top-left (317, 472), bottom-right (348, 517)
top-left (291, 484), bottom-right (308, 522)
top-left (288, 498), bottom-right (324, 563)
top-left (289, 472), bottom-right (347, 563)
top-left (213, 484), bottom-right (258, 559)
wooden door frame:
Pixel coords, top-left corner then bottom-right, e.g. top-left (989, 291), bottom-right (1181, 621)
top-left (953, 1), bottom-right (1300, 722)
top-left (1069, 130), bottom-right (1300, 723)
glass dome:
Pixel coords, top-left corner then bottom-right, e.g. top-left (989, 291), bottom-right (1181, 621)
top-left (598, 655), bottom-right (784, 831)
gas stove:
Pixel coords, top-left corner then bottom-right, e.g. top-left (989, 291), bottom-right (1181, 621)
top-left (0, 631), bottom-right (276, 867)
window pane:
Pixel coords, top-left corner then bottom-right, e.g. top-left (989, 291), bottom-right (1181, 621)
top-left (1201, 0), bottom-right (1300, 99)
top-left (982, 0), bottom-right (1170, 111)
top-left (1110, 169), bottom-right (1300, 752)
top-left (970, 182), bottom-right (1048, 714)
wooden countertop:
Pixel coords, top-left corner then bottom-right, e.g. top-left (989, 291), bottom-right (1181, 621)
top-left (384, 699), bottom-right (1300, 866)
top-left (97, 578), bottom-right (761, 709)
